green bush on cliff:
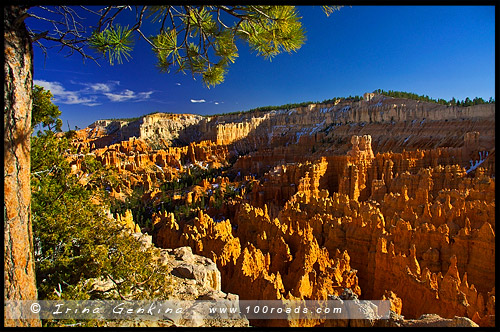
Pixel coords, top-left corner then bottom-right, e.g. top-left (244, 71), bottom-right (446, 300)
top-left (373, 89), bottom-right (494, 106)
top-left (30, 87), bottom-right (174, 326)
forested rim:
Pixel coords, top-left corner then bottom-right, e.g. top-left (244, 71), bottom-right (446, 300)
top-left (107, 90), bottom-right (495, 122)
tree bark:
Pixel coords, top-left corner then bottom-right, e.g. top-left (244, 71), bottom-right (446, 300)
top-left (4, 5), bottom-right (41, 327)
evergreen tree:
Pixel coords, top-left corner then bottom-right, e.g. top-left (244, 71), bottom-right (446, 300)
top-left (27, 6), bottom-right (323, 88)
top-left (32, 85), bottom-right (63, 133)
top-left (5, 7), bottom-right (345, 324)
top-left (30, 87), bottom-right (175, 327)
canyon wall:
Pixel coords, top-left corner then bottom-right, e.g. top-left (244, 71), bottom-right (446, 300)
top-left (66, 95), bottom-right (495, 327)
top-left (82, 94), bottom-right (494, 151)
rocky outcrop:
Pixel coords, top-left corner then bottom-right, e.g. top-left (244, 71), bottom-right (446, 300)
top-left (153, 206), bottom-right (361, 301)
top-left (97, 211), bottom-right (249, 327)
top-left (64, 136), bottom-right (232, 203)
top-left (138, 113), bottom-right (206, 146)
top-left (323, 289), bottom-right (480, 327)
top-left (148, 132), bottom-right (496, 326)
top-left (168, 246), bottom-right (221, 293)
top-left (88, 113), bottom-right (206, 147)
top-left (99, 129), bottom-right (495, 327)
top-left (331, 94), bottom-right (494, 124)
top-left (214, 115), bottom-right (267, 145)
top-left (394, 314), bottom-right (479, 327)
top-left (78, 94), bottom-right (494, 156)
top-left (338, 135), bottom-right (375, 200)
top-left (67, 94), bottom-right (494, 327)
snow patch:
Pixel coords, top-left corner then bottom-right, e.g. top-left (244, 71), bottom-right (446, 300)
top-left (294, 121), bottom-right (325, 143)
top-left (340, 106), bottom-right (351, 113)
top-left (466, 151), bottom-right (488, 174)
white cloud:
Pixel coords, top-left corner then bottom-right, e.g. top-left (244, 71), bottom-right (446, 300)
top-left (87, 82), bottom-right (114, 93)
top-left (190, 99), bottom-right (206, 103)
top-left (70, 80), bottom-right (122, 94)
top-left (35, 79), bottom-right (153, 106)
top-left (104, 89), bottom-right (153, 102)
top-left (34, 79), bottom-right (63, 95)
top-left (137, 91), bottom-right (154, 100)
top-left (176, 82), bottom-right (181, 86)
top-left (104, 89), bottom-right (135, 102)
top-left (34, 79), bottom-right (99, 106)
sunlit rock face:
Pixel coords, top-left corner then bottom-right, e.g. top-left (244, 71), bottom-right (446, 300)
top-left (68, 94), bottom-right (495, 327)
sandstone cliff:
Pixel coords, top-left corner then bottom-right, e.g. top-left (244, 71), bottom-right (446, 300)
top-left (77, 93), bottom-right (494, 153)
top-left (101, 210), bottom-right (249, 327)
top-left (66, 94), bottom-right (494, 327)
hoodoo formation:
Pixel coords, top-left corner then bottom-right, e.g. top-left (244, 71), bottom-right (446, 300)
top-left (65, 93), bottom-right (495, 327)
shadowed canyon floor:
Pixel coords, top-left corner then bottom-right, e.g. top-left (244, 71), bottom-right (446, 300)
top-left (66, 93), bottom-right (495, 327)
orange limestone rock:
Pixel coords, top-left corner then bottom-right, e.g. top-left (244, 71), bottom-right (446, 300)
top-left (225, 243), bottom-right (286, 300)
top-left (153, 210), bottom-right (241, 268)
top-left (70, 95), bottom-right (494, 327)
top-left (215, 116), bottom-right (267, 146)
top-left (339, 135), bottom-right (375, 200)
top-left (154, 201), bottom-right (361, 309)
top-left (382, 290), bottom-right (402, 315)
top-left (153, 127), bottom-right (494, 326)
top-left (373, 241), bottom-right (495, 326)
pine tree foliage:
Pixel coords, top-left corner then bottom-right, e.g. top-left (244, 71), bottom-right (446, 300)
top-left (374, 89), bottom-right (494, 106)
top-left (88, 24), bottom-right (134, 65)
top-left (27, 6), bottom-right (340, 88)
top-left (144, 6), bottom-right (306, 87)
top-left (30, 87), bottom-right (174, 315)
top-left (32, 85), bottom-right (62, 133)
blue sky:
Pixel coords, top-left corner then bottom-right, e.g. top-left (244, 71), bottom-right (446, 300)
top-left (28, 6), bottom-right (495, 130)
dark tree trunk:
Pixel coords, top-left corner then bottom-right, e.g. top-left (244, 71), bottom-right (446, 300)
top-left (4, 5), bottom-right (41, 327)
